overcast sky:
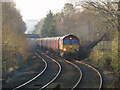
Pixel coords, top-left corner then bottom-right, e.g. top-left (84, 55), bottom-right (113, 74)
top-left (14, 0), bottom-right (69, 21)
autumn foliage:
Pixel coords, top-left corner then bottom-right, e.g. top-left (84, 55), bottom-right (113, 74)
top-left (34, 2), bottom-right (120, 79)
top-left (2, 2), bottom-right (28, 77)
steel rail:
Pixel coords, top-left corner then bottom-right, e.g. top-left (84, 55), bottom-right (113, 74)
top-left (74, 60), bottom-right (102, 90)
top-left (13, 52), bottom-right (48, 90)
top-left (52, 55), bottom-right (82, 90)
top-left (62, 59), bottom-right (82, 90)
top-left (37, 50), bottom-right (62, 90)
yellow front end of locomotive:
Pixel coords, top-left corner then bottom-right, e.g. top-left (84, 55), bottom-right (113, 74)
top-left (63, 45), bottom-right (79, 53)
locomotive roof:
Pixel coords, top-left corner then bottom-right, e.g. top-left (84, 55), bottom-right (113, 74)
top-left (60, 34), bottom-right (79, 39)
top-left (39, 36), bottom-right (61, 40)
top-left (39, 34), bottom-right (79, 40)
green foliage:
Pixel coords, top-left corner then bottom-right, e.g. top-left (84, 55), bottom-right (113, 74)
top-left (81, 1), bottom-right (120, 77)
top-left (41, 10), bottom-right (58, 37)
top-left (63, 3), bottom-right (75, 16)
top-left (89, 30), bottom-right (120, 77)
top-left (34, 2), bottom-right (120, 77)
top-left (111, 34), bottom-right (120, 75)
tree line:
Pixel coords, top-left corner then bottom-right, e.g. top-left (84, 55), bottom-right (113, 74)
top-left (34, 3), bottom-right (108, 44)
top-left (2, 2), bottom-right (29, 78)
top-left (34, 1), bottom-right (120, 81)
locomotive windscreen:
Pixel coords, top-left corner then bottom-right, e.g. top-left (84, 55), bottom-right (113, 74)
top-left (63, 39), bottom-right (79, 45)
top-left (72, 40), bottom-right (79, 45)
top-left (64, 40), bottom-right (70, 45)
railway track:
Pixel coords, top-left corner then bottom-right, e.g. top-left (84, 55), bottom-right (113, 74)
top-left (73, 59), bottom-right (102, 90)
top-left (13, 52), bottom-right (48, 90)
top-left (36, 50), bottom-right (61, 89)
top-left (12, 50), bottom-right (61, 89)
top-left (38, 50), bottom-right (82, 89)
top-left (47, 52), bottom-right (102, 89)
top-left (4, 49), bottom-right (102, 90)
top-left (2, 52), bottom-right (46, 89)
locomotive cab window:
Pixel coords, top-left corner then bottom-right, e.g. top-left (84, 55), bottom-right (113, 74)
top-left (72, 40), bottom-right (79, 45)
top-left (64, 40), bottom-right (70, 45)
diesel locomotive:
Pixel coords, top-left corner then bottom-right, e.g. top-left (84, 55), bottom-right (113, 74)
top-left (37, 34), bottom-right (80, 57)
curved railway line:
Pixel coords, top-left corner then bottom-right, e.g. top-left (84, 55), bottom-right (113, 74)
top-left (5, 49), bottom-right (102, 90)
top-left (63, 59), bottom-right (82, 89)
top-left (37, 50), bottom-right (82, 89)
top-left (13, 52), bottom-right (48, 90)
top-left (2, 52), bottom-right (46, 89)
top-left (47, 52), bottom-right (102, 89)
top-left (38, 50), bottom-right (61, 89)
top-left (73, 59), bottom-right (102, 90)
top-left (13, 50), bottom-right (61, 90)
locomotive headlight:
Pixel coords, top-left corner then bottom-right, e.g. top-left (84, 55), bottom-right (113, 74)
top-left (75, 47), bottom-right (79, 51)
top-left (63, 48), bottom-right (67, 51)
top-left (70, 37), bottom-right (72, 39)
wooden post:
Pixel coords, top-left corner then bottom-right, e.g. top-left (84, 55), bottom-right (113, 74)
top-left (3, 61), bottom-right (7, 78)
top-left (17, 54), bottom-right (23, 70)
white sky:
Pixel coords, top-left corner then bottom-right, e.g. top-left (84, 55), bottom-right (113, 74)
top-left (14, 0), bottom-right (68, 21)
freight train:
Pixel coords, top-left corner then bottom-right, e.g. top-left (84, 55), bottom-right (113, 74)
top-left (36, 34), bottom-right (80, 57)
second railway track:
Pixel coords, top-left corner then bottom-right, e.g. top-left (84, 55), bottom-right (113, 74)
top-left (38, 50), bottom-right (82, 89)
top-left (46, 51), bottom-right (102, 89)
top-left (2, 52), bottom-right (47, 89)
top-left (5, 49), bottom-right (102, 90)
top-left (13, 51), bottom-right (48, 90)
top-left (73, 59), bottom-right (102, 89)
top-left (12, 50), bottom-right (61, 90)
